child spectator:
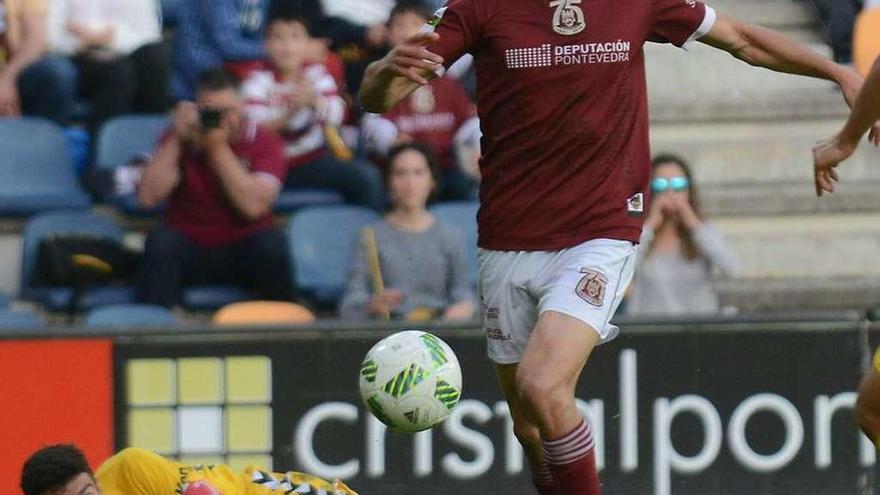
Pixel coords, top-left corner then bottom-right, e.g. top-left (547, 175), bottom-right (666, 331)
top-left (46, 0), bottom-right (169, 133)
top-left (242, 8), bottom-right (383, 211)
top-left (340, 143), bottom-right (474, 321)
top-left (360, 2), bottom-right (480, 200)
top-left (138, 69), bottom-right (293, 307)
top-left (626, 154), bottom-right (740, 316)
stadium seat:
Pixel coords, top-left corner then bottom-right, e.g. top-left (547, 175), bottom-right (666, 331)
top-left (0, 309), bottom-right (45, 330)
top-left (94, 114), bottom-right (169, 215)
top-left (85, 303), bottom-right (177, 328)
top-left (274, 188), bottom-right (346, 214)
top-left (288, 205), bottom-right (381, 308)
top-left (430, 201), bottom-right (479, 287)
top-left (182, 286), bottom-right (254, 312)
top-left (20, 211), bottom-right (136, 311)
top-left (213, 301), bottom-right (315, 326)
top-left (0, 118), bottom-right (91, 216)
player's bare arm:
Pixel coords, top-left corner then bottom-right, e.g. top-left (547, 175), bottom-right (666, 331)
top-left (699, 13), bottom-right (865, 106)
top-left (813, 57), bottom-right (880, 196)
top-left (359, 31), bottom-right (444, 113)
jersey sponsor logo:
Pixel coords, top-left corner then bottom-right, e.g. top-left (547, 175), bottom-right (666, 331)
top-left (550, 0), bottom-right (586, 36)
top-left (576, 267), bottom-right (608, 307)
top-left (627, 192), bottom-right (644, 217)
top-left (504, 40), bottom-right (632, 69)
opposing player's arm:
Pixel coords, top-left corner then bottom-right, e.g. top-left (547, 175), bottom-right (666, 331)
top-left (359, 31), bottom-right (444, 113)
top-left (699, 13), bottom-right (863, 106)
top-left (812, 57), bottom-right (880, 196)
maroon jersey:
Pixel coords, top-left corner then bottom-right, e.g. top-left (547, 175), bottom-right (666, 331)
top-left (163, 122), bottom-right (287, 247)
top-left (384, 76), bottom-right (476, 170)
top-left (427, 0), bottom-right (715, 250)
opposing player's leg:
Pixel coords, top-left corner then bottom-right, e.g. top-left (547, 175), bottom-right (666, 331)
top-left (856, 349), bottom-right (880, 445)
top-left (517, 311), bottom-right (602, 495)
top-left (496, 363), bottom-right (554, 495)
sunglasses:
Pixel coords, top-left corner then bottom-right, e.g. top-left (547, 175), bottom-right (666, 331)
top-left (651, 176), bottom-right (689, 192)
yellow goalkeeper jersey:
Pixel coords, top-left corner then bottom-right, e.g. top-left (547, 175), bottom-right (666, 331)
top-left (96, 448), bottom-right (357, 495)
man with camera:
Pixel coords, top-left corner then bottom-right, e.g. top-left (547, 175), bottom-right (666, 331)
top-left (137, 68), bottom-right (294, 308)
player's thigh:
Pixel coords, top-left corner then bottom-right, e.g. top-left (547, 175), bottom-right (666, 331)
top-left (517, 310), bottom-right (601, 396)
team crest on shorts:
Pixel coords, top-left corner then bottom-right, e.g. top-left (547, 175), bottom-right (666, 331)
top-left (576, 267), bottom-right (608, 307)
top-left (550, 0), bottom-right (586, 35)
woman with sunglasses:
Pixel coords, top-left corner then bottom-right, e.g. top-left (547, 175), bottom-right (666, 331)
top-left (626, 154), bottom-right (740, 316)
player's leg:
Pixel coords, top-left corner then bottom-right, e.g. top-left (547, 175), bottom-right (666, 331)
top-left (856, 349), bottom-right (880, 445)
top-left (518, 238), bottom-right (637, 495)
top-left (496, 363), bottom-right (554, 495)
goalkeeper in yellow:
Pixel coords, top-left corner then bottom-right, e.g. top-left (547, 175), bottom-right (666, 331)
top-left (19, 444), bottom-right (357, 495)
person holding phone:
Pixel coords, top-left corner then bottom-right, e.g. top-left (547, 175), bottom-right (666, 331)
top-left (137, 68), bottom-right (294, 308)
top-left (625, 154), bottom-right (740, 316)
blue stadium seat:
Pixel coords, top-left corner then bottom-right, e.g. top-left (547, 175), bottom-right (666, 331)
top-left (94, 114), bottom-right (169, 215)
top-left (85, 304), bottom-right (177, 328)
top-left (431, 201), bottom-right (479, 287)
top-left (0, 309), bottom-right (45, 330)
top-left (20, 211), bottom-right (136, 311)
top-left (288, 205), bottom-right (380, 307)
top-left (182, 286), bottom-right (254, 311)
top-left (0, 118), bottom-right (91, 216)
top-left (274, 188), bottom-right (345, 214)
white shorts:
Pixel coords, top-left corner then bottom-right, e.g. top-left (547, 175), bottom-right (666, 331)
top-left (477, 238), bottom-right (637, 364)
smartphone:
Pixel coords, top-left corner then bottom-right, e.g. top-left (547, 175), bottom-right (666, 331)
top-left (199, 107), bottom-right (224, 130)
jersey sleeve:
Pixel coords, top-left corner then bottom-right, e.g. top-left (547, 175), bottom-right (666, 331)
top-left (648, 0), bottom-right (717, 49)
top-left (424, 0), bottom-right (484, 74)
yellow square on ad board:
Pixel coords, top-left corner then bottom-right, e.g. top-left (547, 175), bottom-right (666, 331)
top-left (127, 360), bottom-right (175, 406)
top-left (128, 408), bottom-right (174, 453)
top-left (226, 405), bottom-right (271, 452)
top-left (225, 357), bottom-right (271, 403)
top-left (227, 454), bottom-right (272, 471)
top-left (178, 358), bottom-right (222, 404)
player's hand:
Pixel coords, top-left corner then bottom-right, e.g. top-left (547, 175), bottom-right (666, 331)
top-left (812, 135), bottom-right (855, 196)
top-left (369, 289), bottom-right (404, 317)
top-left (381, 31), bottom-right (444, 85)
top-left (838, 70), bottom-right (880, 147)
top-left (0, 78), bottom-right (21, 116)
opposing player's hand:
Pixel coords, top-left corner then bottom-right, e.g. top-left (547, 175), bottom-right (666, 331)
top-left (381, 31), bottom-right (444, 85)
top-left (838, 70), bottom-right (880, 147)
top-left (812, 135), bottom-right (854, 196)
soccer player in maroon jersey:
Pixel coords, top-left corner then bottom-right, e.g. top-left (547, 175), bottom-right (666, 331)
top-left (813, 56), bottom-right (880, 448)
top-left (361, 2), bottom-right (869, 494)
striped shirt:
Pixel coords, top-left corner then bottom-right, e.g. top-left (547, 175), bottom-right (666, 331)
top-left (242, 62), bottom-right (346, 167)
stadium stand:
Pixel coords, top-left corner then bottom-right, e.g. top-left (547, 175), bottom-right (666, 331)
top-left (180, 286), bottom-right (254, 312)
top-left (288, 205), bottom-right (380, 309)
top-left (0, 119), bottom-right (91, 216)
top-left (0, 308), bottom-right (45, 330)
top-left (20, 211), bottom-right (135, 312)
top-left (85, 303), bottom-right (177, 328)
top-left (430, 200), bottom-right (478, 287)
top-left (212, 301), bottom-right (316, 325)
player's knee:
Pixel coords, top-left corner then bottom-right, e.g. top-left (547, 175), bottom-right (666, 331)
top-left (516, 373), bottom-right (567, 420)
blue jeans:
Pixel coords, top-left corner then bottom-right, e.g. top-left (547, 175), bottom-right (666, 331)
top-left (287, 154), bottom-right (385, 212)
top-left (18, 56), bottom-right (78, 126)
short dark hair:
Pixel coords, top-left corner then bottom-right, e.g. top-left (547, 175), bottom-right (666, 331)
top-left (197, 68), bottom-right (240, 93)
top-left (385, 142), bottom-right (441, 186)
top-left (21, 444), bottom-right (93, 495)
top-left (267, 4), bottom-right (310, 33)
top-left (388, 1), bottom-right (433, 24)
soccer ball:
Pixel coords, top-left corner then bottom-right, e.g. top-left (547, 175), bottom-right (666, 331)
top-left (359, 330), bottom-right (462, 433)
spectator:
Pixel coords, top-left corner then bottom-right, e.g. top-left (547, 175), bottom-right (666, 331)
top-left (340, 143), bottom-right (475, 321)
top-left (807, 0), bottom-right (862, 64)
top-left (626, 154), bottom-right (739, 316)
top-left (138, 69), bottom-right (293, 307)
top-left (46, 0), bottom-right (169, 133)
top-left (172, 0), bottom-right (270, 101)
top-left (361, 2), bottom-right (480, 200)
top-left (0, 0), bottom-right (72, 124)
top-left (242, 9), bottom-right (384, 211)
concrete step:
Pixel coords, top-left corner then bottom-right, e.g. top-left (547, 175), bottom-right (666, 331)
top-left (700, 180), bottom-right (880, 217)
top-left (649, 120), bottom-right (880, 185)
top-left (712, 213), bottom-right (880, 279)
top-left (717, 276), bottom-right (880, 311)
top-left (709, 0), bottom-right (818, 30)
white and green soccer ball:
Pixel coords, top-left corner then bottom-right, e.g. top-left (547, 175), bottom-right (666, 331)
top-left (359, 330), bottom-right (463, 433)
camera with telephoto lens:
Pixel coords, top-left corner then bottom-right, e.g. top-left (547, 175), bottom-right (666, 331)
top-left (199, 107), bottom-right (224, 130)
